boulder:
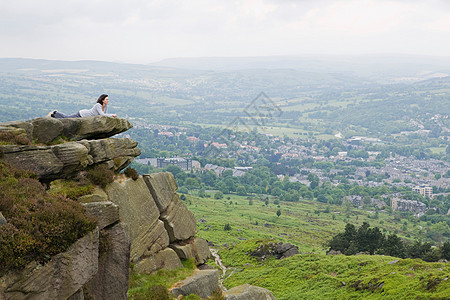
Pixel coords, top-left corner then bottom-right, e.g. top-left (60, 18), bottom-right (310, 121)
top-left (224, 284), bottom-right (276, 300)
top-left (251, 242), bottom-right (298, 260)
top-left (273, 242), bottom-right (299, 259)
top-left (134, 248), bottom-right (183, 274)
top-left (193, 237), bottom-right (212, 265)
top-left (169, 269), bottom-right (220, 299)
top-left (169, 238), bottom-right (211, 265)
top-left (0, 116), bottom-right (133, 145)
top-left (82, 201), bottom-right (120, 230)
top-left (83, 224), bottom-right (130, 300)
top-left (105, 177), bottom-right (170, 262)
top-left (29, 117), bottom-right (63, 144)
top-left (0, 229), bottom-right (99, 300)
top-left (160, 194), bottom-right (197, 242)
top-left (143, 173), bottom-right (178, 213)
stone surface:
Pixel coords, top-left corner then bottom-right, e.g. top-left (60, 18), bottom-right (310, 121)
top-left (0, 212), bottom-right (7, 225)
top-left (0, 138), bottom-right (140, 181)
top-left (250, 242), bottom-right (298, 260)
top-left (67, 289), bottom-right (85, 300)
top-left (84, 224), bottom-right (130, 300)
top-left (134, 248), bottom-right (183, 274)
top-left (224, 284), bottom-right (276, 300)
top-left (143, 172), bottom-right (178, 213)
top-left (0, 121), bottom-right (33, 141)
top-left (193, 237), bottom-right (212, 265)
top-left (78, 186), bottom-right (108, 203)
top-left (169, 238), bottom-right (211, 265)
top-left (0, 116), bottom-right (133, 144)
top-left (82, 201), bottom-right (120, 230)
top-left (0, 229), bottom-right (99, 300)
top-left (160, 194), bottom-right (197, 242)
top-left (75, 117), bottom-right (133, 140)
top-left (105, 177), bottom-right (170, 262)
top-left (84, 138), bottom-right (140, 172)
top-left (169, 269), bottom-right (220, 299)
top-left (29, 117), bottom-right (63, 144)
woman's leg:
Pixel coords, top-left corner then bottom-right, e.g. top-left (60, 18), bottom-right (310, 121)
top-left (52, 111), bottom-right (81, 118)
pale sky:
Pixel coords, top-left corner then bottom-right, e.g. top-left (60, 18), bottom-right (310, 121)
top-left (1, 0), bottom-right (450, 64)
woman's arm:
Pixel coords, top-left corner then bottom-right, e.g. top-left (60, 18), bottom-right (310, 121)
top-left (93, 103), bottom-right (116, 117)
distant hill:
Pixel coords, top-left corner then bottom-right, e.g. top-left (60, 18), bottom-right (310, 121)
top-left (150, 54), bottom-right (450, 82)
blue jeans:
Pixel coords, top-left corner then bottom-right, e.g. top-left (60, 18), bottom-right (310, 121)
top-left (52, 111), bottom-right (81, 118)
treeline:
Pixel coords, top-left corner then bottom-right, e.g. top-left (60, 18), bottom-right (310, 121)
top-left (328, 222), bottom-right (450, 262)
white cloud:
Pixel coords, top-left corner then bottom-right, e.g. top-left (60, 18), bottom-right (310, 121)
top-left (1, 0), bottom-right (450, 63)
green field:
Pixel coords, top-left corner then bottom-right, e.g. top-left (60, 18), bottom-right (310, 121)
top-left (184, 193), bottom-right (450, 299)
top-left (186, 192), bottom-right (428, 252)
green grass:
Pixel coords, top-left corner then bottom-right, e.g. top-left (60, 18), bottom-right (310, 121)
top-left (186, 193), bottom-right (431, 253)
top-left (128, 259), bottom-right (197, 299)
top-left (219, 240), bottom-right (450, 299)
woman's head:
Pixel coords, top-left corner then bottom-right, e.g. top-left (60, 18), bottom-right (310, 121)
top-left (97, 94), bottom-right (109, 105)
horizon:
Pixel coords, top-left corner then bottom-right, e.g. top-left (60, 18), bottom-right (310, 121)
top-left (3, 53), bottom-right (450, 66)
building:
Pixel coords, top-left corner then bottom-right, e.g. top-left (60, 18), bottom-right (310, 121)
top-left (391, 198), bottom-right (426, 213)
top-left (412, 186), bottom-right (433, 198)
top-left (157, 157), bottom-right (193, 171)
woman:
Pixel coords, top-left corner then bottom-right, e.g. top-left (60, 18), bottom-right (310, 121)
top-left (49, 94), bottom-right (117, 118)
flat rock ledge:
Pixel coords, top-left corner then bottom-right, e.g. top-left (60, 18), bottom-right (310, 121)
top-left (224, 284), bottom-right (277, 300)
top-left (0, 116), bottom-right (133, 144)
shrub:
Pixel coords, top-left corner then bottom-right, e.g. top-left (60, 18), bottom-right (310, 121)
top-left (124, 167), bottom-right (139, 180)
top-left (0, 161), bottom-right (97, 274)
top-left (224, 223), bottom-right (232, 231)
top-left (48, 179), bottom-right (94, 200)
top-left (86, 164), bottom-right (115, 188)
top-left (0, 131), bottom-right (31, 145)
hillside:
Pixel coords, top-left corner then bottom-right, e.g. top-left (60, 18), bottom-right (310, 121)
top-left (219, 239), bottom-right (449, 300)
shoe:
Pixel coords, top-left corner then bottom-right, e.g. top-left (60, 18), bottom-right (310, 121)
top-left (46, 110), bottom-right (56, 118)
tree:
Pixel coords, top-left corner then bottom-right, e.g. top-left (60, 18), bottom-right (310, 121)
top-left (276, 209), bottom-right (281, 217)
top-left (381, 234), bottom-right (405, 258)
top-left (441, 241), bottom-right (450, 260)
top-left (214, 191), bottom-right (224, 200)
top-left (307, 173), bottom-right (319, 189)
top-left (236, 185), bottom-right (247, 196)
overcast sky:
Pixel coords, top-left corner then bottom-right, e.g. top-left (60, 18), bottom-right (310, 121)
top-left (1, 0), bottom-right (450, 64)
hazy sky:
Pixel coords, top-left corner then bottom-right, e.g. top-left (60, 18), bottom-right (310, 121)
top-left (1, 0), bottom-right (450, 63)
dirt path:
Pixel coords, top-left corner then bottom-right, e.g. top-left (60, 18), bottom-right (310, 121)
top-left (210, 248), bottom-right (236, 291)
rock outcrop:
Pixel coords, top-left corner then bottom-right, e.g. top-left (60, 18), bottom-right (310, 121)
top-left (0, 117), bottom-right (139, 181)
top-left (224, 284), bottom-right (276, 300)
top-left (1, 116), bottom-right (133, 144)
top-left (0, 115), bottom-right (275, 300)
top-left (105, 173), bottom-right (209, 272)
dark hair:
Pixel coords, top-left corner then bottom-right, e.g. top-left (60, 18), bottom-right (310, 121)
top-left (97, 94), bottom-right (108, 105)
